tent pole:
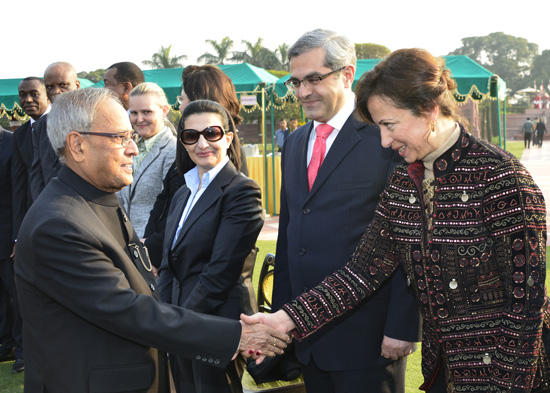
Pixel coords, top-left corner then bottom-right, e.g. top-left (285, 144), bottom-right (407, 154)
top-left (261, 86), bottom-right (269, 215)
top-left (269, 86), bottom-right (277, 215)
top-left (503, 96), bottom-right (507, 151)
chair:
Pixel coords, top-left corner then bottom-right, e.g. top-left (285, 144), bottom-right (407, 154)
top-left (257, 253), bottom-right (275, 313)
top-left (242, 253), bottom-right (306, 392)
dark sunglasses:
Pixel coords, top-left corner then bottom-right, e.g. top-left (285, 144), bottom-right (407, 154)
top-left (179, 125), bottom-right (225, 145)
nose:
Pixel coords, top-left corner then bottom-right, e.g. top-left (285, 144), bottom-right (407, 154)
top-left (380, 129), bottom-right (393, 149)
top-left (295, 83), bottom-right (312, 100)
top-left (196, 134), bottom-right (209, 148)
top-left (125, 139), bottom-right (139, 156)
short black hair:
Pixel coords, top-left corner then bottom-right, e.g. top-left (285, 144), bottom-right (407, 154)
top-left (107, 62), bottom-right (144, 87)
top-left (20, 76), bottom-right (45, 86)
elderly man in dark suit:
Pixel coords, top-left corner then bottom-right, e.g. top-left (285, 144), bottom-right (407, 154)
top-left (0, 126), bottom-right (24, 374)
top-left (269, 29), bottom-right (420, 393)
top-left (30, 62), bottom-right (80, 201)
top-left (14, 88), bottom-right (289, 393)
top-left (11, 77), bottom-right (50, 253)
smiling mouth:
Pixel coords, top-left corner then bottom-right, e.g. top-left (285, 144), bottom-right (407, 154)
top-left (398, 146), bottom-right (406, 153)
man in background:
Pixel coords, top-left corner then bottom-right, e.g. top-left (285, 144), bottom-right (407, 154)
top-left (30, 62), bottom-right (80, 201)
top-left (103, 61), bottom-right (145, 110)
top-left (275, 118), bottom-right (289, 152)
top-left (0, 126), bottom-right (23, 374)
top-left (11, 77), bottom-right (50, 260)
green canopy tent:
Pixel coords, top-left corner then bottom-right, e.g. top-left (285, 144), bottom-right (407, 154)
top-left (92, 63), bottom-right (279, 107)
top-left (274, 55), bottom-right (507, 147)
top-left (0, 77), bottom-right (96, 120)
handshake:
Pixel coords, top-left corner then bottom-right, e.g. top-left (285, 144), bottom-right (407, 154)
top-left (237, 310), bottom-right (297, 364)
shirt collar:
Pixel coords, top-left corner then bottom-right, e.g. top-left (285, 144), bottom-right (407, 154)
top-left (313, 94), bottom-right (355, 131)
top-left (30, 105), bottom-right (51, 126)
top-left (184, 155), bottom-right (230, 190)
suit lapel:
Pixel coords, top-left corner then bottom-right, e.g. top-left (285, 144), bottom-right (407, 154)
top-left (166, 187), bottom-right (191, 250)
top-left (172, 162), bottom-right (237, 250)
top-left (130, 130), bottom-right (171, 195)
top-left (307, 115), bottom-right (362, 200)
top-left (296, 123), bottom-right (314, 201)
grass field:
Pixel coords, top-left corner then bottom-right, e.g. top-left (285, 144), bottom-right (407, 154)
top-left (0, 141), bottom-right (534, 391)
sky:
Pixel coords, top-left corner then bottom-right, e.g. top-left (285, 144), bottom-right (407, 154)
top-left (3, 0), bottom-right (550, 80)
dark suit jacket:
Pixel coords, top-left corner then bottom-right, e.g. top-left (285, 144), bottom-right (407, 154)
top-left (272, 115), bottom-right (420, 371)
top-left (15, 166), bottom-right (242, 393)
top-left (158, 161), bottom-right (263, 319)
top-left (30, 114), bottom-right (62, 201)
top-left (0, 128), bottom-right (13, 259)
top-left (11, 121), bottom-right (33, 241)
top-left (144, 149), bottom-right (249, 268)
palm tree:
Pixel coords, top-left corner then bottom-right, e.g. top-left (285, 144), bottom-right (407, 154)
top-left (276, 43), bottom-right (289, 71)
top-left (198, 37), bottom-right (234, 65)
top-left (142, 45), bottom-right (187, 69)
top-left (231, 38), bottom-right (280, 69)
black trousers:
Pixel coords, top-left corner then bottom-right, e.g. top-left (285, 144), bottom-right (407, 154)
top-left (0, 258), bottom-right (23, 359)
top-left (300, 355), bottom-right (406, 393)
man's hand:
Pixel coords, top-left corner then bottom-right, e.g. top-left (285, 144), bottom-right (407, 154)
top-left (238, 316), bottom-right (291, 364)
top-left (10, 243), bottom-right (16, 260)
top-left (381, 335), bottom-right (415, 360)
top-left (241, 310), bottom-right (296, 334)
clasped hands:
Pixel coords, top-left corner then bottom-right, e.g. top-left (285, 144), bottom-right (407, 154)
top-left (238, 310), bottom-right (415, 363)
top-left (238, 310), bottom-right (296, 364)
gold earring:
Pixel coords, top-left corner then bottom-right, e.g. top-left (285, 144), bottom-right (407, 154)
top-left (430, 121), bottom-right (436, 133)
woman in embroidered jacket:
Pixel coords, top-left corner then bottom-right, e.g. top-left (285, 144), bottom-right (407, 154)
top-left (117, 82), bottom-right (176, 238)
top-left (245, 49), bottom-right (550, 393)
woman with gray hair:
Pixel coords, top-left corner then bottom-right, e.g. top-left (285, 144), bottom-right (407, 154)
top-left (117, 82), bottom-right (176, 239)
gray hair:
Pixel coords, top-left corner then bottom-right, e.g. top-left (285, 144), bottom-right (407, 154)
top-left (288, 29), bottom-right (357, 70)
top-left (47, 88), bottom-right (120, 161)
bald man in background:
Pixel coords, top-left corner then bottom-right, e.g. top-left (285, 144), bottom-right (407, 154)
top-left (30, 62), bottom-right (80, 201)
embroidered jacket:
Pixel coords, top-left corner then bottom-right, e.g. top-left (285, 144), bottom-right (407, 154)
top-left (283, 128), bottom-right (550, 392)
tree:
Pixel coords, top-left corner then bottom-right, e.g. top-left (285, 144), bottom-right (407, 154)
top-left (77, 69), bottom-right (106, 83)
top-left (142, 45), bottom-right (187, 69)
top-left (355, 43), bottom-right (390, 59)
top-left (448, 32), bottom-right (538, 93)
top-left (231, 38), bottom-right (281, 70)
top-left (198, 37), bottom-right (234, 65)
top-left (275, 43), bottom-right (289, 71)
top-left (529, 49), bottom-right (550, 91)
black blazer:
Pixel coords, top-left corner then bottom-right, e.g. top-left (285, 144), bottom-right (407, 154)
top-left (144, 148), bottom-right (249, 268)
top-left (158, 161), bottom-right (263, 319)
top-left (272, 115), bottom-right (420, 370)
top-left (0, 128), bottom-right (13, 258)
top-left (30, 114), bottom-right (62, 201)
top-left (15, 166), bottom-right (242, 393)
top-left (11, 121), bottom-right (33, 241)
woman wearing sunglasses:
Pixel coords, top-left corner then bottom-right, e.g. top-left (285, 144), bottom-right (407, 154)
top-left (158, 99), bottom-right (264, 393)
top-left (143, 65), bottom-right (248, 268)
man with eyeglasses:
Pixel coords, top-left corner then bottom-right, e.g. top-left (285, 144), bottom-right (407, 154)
top-left (269, 29), bottom-right (420, 393)
top-left (14, 88), bottom-right (289, 393)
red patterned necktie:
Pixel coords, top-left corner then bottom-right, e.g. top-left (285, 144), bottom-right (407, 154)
top-left (307, 123), bottom-right (334, 191)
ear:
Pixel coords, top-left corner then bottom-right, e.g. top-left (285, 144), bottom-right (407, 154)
top-left (123, 82), bottom-right (133, 95)
top-left (66, 131), bottom-right (86, 163)
top-left (342, 65), bottom-right (356, 89)
top-left (225, 131), bottom-right (234, 147)
top-left (75, 80), bottom-right (81, 89)
top-left (162, 104), bottom-right (170, 118)
top-left (430, 105), bottom-right (440, 123)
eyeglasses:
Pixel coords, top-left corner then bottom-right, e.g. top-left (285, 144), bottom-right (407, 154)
top-left (77, 131), bottom-right (139, 147)
top-left (284, 67), bottom-right (346, 91)
top-left (179, 126), bottom-right (225, 145)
